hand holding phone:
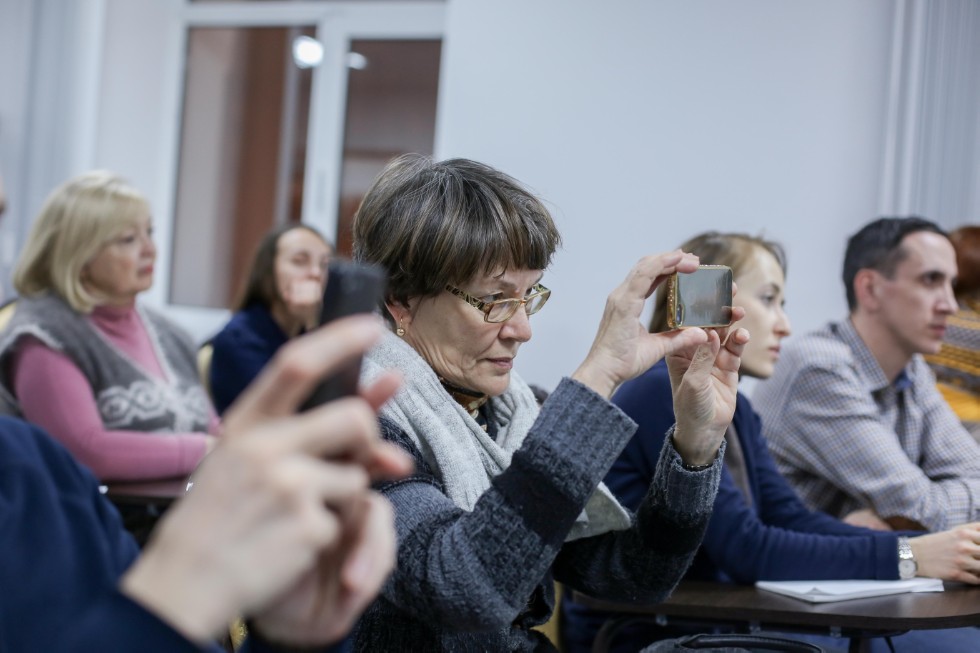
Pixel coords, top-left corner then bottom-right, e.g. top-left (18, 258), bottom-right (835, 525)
top-left (666, 265), bottom-right (733, 329)
top-left (299, 260), bottom-right (387, 411)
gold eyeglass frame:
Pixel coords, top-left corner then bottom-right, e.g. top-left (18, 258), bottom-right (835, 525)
top-left (445, 283), bottom-right (551, 323)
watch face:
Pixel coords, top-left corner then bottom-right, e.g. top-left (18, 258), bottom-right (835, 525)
top-left (899, 559), bottom-right (917, 580)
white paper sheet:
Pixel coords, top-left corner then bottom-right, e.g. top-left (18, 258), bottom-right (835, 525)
top-left (755, 578), bottom-right (944, 603)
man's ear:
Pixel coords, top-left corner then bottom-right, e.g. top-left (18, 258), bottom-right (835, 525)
top-left (853, 269), bottom-right (881, 311)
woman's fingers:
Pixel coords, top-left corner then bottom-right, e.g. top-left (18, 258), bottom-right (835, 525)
top-left (245, 493), bottom-right (399, 645)
top-left (122, 453), bottom-right (374, 641)
top-left (341, 494), bottom-right (397, 592)
top-left (625, 250), bottom-right (700, 298)
top-left (684, 330), bottom-right (723, 378)
top-left (715, 327), bottom-right (750, 374)
top-left (123, 308), bottom-right (411, 644)
top-left (571, 250), bottom-right (711, 397)
top-left (360, 371), bottom-right (403, 411)
top-left (693, 303), bottom-right (744, 347)
top-left (912, 525), bottom-right (980, 582)
top-left (249, 399), bottom-right (410, 480)
top-left (362, 442), bottom-right (415, 480)
top-left (222, 315), bottom-right (412, 480)
top-left (658, 326), bottom-right (709, 358)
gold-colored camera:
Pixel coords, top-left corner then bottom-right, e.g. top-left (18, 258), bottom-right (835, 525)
top-left (666, 265), bottom-right (734, 329)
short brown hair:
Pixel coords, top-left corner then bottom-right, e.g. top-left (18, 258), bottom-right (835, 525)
top-left (352, 155), bottom-right (561, 320)
top-left (14, 171), bottom-right (149, 313)
top-left (234, 223), bottom-right (331, 311)
top-left (842, 216), bottom-right (947, 311)
top-left (950, 225), bottom-right (980, 301)
top-left (649, 231), bottom-right (787, 333)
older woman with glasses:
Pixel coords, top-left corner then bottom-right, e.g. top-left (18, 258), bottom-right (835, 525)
top-left (349, 155), bottom-right (749, 652)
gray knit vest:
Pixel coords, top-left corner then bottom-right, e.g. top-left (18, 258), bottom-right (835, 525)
top-left (0, 294), bottom-right (211, 434)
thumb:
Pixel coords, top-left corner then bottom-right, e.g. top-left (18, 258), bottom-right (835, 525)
top-left (680, 330), bottom-right (722, 381)
top-left (660, 327), bottom-right (709, 358)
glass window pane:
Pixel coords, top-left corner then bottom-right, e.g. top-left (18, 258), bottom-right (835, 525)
top-left (335, 39), bottom-right (442, 256)
top-left (170, 26), bottom-right (314, 308)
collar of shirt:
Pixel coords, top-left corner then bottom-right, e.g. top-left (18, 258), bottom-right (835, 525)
top-left (893, 368), bottom-right (914, 392)
top-left (832, 318), bottom-right (914, 393)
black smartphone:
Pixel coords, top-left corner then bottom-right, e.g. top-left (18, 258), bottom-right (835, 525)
top-left (299, 259), bottom-right (387, 411)
top-left (665, 265), bottom-right (733, 329)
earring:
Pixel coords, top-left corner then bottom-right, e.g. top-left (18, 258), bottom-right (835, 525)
top-left (396, 320), bottom-right (405, 337)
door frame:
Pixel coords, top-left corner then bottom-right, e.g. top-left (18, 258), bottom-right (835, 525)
top-left (136, 1), bottom-right (445, 340)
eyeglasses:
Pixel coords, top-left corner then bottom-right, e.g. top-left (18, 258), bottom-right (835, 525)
top-left (445, 283), bottom-right (551, 323)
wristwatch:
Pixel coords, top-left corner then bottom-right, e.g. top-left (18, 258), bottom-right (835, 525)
top-left (898, 536), bottom-right (917, 580)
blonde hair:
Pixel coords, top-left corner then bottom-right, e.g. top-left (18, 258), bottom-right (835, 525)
top-left (14, 171), bottom-right (150, 313)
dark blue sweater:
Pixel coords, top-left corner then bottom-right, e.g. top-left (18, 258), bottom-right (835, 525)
top-left (0, 416), bottom-right (340, 652)
top-left (210, 304), bottom-right (288, 415)
top-left (560, 361), bottom-right (899, 653)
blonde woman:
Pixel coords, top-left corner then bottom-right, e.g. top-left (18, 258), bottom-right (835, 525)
top-left (0, 171), bottom-right (218, 482)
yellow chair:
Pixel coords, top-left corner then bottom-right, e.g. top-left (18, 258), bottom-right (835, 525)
top-left (534, 582), bottom-right (563, 650)
top-left (0, 298), bottom-right (17, 331)
top-left (197, 342), bottom-right (214, 399)
top-left (936, 382), bottom-right (980, 422)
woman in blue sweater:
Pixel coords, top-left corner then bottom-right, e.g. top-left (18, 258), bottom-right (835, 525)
top-left (560, 231), bottom-right (980, 653)
top-left (211, 223), bottom-right (333, 414)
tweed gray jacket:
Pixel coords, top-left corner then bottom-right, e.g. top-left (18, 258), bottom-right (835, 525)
top-left (353, 377), bottom-right (722, 652)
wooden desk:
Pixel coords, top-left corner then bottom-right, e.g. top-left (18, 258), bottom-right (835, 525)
top-left (98, 477), bottom-right (189, 547)
top-left (573, 581), bottom-right (980, 653)
top-left (100, 477), bottom-right (188, 507)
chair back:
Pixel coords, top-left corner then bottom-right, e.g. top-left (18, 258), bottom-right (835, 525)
top-left (0, 298), bottom-right (17, 331)
top-left (197, 342), bottom-right (214, 399)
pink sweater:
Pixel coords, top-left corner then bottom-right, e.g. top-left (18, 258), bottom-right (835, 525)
top-left (13, 304), bottom-right (220, 482)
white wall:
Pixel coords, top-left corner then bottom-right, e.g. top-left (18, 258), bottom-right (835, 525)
top-left (0, 0), bottom-right (107, 298)
top-left (3, 0), bottom-right (977, 391)
top-left (0, 0), bottom-right (36, 298)
top-left (95, 0), bottom-right (184, 310)
top-left (436, 0), bottom-right (896, 390)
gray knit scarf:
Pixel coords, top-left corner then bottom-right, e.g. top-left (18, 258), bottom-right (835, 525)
top-left (362, 331), bottom-right (631, 541)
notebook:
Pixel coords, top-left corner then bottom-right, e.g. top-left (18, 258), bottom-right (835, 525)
top-left (755, 578), bottom-right (944, 603)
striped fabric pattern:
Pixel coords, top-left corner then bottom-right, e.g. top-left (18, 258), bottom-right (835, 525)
top-left (925, 306), bottom-right (980, 421)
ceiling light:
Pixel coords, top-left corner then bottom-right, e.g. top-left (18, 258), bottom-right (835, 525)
top-left (347, 51), bottom-right (368, 70)
top-left (293, 36), bottom-right (324, 69)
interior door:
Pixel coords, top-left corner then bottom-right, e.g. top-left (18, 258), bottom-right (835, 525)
top-left (158, 1), bottom-right (445, 342)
